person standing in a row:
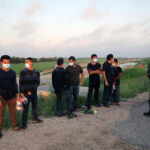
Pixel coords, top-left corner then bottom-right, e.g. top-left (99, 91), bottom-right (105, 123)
top-left (0, 55), bottom-right (21, 139)
top-left (144, 63), bottom-right (150, 116)
top-left (66, 56), bottom-right (84, 112)
top-left (86, 54), bottom-right (102, 109)
top-left (102, 54), bottom-right (114, 107)
top-left (113, 59), bottom-right (122, 106)
top-left (19, 58), bottom-right (43, 129)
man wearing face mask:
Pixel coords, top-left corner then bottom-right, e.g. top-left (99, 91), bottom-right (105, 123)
top-left (0, 55), bottom-right (21, 139)
top-left (19, 57), bottom-right (43, 129)
top-left (86, 54), bottom-right (102, 109)
top-left (65, 56), bottom-right (84, 115)
top-left (102, 54), bottom-right (115, 107)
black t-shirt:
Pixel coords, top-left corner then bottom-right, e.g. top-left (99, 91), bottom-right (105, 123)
top-left (66, 65), bottom-right (83, 86)
top-left (87, 63), bottom-right (101, 86)
top-left (103, 61), bottom-right (115, 83)
top-left (114, 66), bottom-right (122, 85)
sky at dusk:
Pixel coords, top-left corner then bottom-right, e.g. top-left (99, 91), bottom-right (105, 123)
top-left (0, 0), bottom-right (150, 58)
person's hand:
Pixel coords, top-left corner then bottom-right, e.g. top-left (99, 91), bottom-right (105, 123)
top-left (0, 101), bottom-right (2, 107)
top-left (27, 91), bottom-right (32, 96)
top-left (105, 81), bottom-right (109, 86)
top-left (20, 93), bottom-right (24, 98)
top-left (80, 82), bottom-right (83, 86)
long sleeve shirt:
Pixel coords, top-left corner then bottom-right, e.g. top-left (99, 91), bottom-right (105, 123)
top-left (19, 68), bottom-right (40, 94)
top-left (0, 68), bottom-right (18, 101)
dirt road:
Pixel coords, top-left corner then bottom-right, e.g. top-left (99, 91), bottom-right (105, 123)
top-left (0, 93), bottom-right (150, 150)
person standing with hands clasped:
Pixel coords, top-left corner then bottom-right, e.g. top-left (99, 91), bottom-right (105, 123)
top-left (0, 55), bottom-right (21, 139)
top-left (19, 57), bottom-right (43, 129)
top-left (86, 54), bottom-right (102, 109)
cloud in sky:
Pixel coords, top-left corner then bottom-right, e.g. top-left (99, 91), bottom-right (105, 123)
top-left (25, 1), bottom-right (42, 17)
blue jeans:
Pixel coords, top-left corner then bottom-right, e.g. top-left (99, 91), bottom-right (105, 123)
top-left (113, 85), bottom-right (120, 103)
top-left (22, 93), bottom-right (38, 125)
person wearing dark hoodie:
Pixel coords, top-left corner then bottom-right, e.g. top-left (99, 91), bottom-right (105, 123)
top-left (0, 55), bottom-right (21, 139)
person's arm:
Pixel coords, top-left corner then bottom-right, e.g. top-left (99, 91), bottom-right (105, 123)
top-left (36, 71), bottom-right (40, 88)
top-left (13, 72), bottom-right (20, 100)
top-left (80, 72), bottom-right (84, 86)
top-left (19, 71), bottom-right (24, 97)
top-left (52, 71), bottom-right (56, 89)
top-left (103, 71), bottom-right (108, 86)
top-left (114, 72), bottom-right (122, 84)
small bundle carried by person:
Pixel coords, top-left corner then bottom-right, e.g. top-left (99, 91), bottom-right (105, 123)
top-left (16, 96), bottom-right (28, 111)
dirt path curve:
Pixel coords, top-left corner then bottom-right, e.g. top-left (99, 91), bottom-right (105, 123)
top-left (0, 93), bottom-right (150, 150)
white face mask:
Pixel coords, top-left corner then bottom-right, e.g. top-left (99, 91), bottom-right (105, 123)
top-left (25, 63), bottom-right (30, 69)
top-left (3, 64), bottom-right (10, 69)
top-left (93, 59), bottom-right (97, 63)
top-left (69, 62), bottom-right (74, 66)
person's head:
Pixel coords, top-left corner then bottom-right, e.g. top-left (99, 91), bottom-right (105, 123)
top-left (107, 54), bottom-right (114, 63)
top-left (25, 57), bottom-right (33, 69)
top-left (91, 54), bottom-right (98, 63)
top-left (114, 58), bottom-right (118, 67)
top-left (57, 58), bottom-right (64, 67)
top-left (1, 55), bottom-right (11, 69)
top-left (68, 56), bottom-right (76, 66)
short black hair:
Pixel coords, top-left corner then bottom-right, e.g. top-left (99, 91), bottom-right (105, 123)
top-left (26, 57), bottom-right (33, 62)
top-left (91, 54), bottom-right (97, 59)
top-left (107, 54), bottom-right (113, 61)
top-left (1, 55), bottom-right (11, 62)
top-left (69, 56), bottom-right (76, 61)
top-left (57, 58), bottom-right (64, 65)
top-left (114, 58), bottom-right (118, 63)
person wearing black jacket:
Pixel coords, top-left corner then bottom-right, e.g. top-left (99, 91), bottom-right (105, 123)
top-left (0, 55), bottom-right (21, 139)
top-left (52, 58), bottom-right (77, 119)
top-left (19, 57), bottom-right (43, 129)
top-left (144, 63), bottom-right (150, 116)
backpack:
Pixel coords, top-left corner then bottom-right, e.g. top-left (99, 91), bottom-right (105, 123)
top-left (148, 63), bottom-right (150, 78)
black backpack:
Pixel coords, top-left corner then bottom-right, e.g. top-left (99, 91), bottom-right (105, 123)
top-left (148, 63), bottom-right (150, 78)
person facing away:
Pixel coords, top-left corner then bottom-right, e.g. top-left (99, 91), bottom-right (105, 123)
top-left (52, 58), bottom-right (70, 117)
top-left (0, 55), bottom-right (22, 139)
top-left (102, 54), bottom-right (115, 107)
top-left (86, 54), bottom-right (102, 109)
top-left (143, 63), bottom-right (150, 116)
top-left (19, 57), bottom-right (43, 129)
top-left (112, 58), bottom-right (122, 106)
top-left (65, 56), bottom-right (84, 112)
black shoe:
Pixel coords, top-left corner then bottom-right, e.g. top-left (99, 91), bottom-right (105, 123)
top-left (67, 113), bottom-right (77, 119)
top-left (20, 124), bottom-right (27, 130)
top-left (87, 106), bottom-right (92, 109)
top-left (32, 118), bottom-right (43, 124)
top-left (57, 112), bottom-right (65, 117)
top-left (143, 111), bottom-right (150, 116)
top-left (103, 104), bottom-right (110, 108)
top-left (94, 103), bottom-right (101, 107)
top-left (0, 131), bottom-right (3, 139)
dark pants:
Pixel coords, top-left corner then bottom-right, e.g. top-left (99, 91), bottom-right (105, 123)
top-left (87, 84), bottom-right (100, 108)
top-left (0, 96), bottom-right (17, 130)
top-left (103, 83), bottom-right (113, 105)
top-left (22, 93), bottom-right (38, 126)
top-left (55, 92), bottom-right (63, 113)
top-left (113, 85), bottom-right (120, 103)
top-left (65, 90), bottom-right (73, 115)
top-left (70, 85), bottom-right (79, 111)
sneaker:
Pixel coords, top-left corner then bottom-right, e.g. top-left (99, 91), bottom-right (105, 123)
top-left (67, 113), bottom-right (77, 119)
top-left (0, 131), bottom-right (3, 139)
top-left (32, 118), bottom-right (43, 124)
top-left (12, 125), bottom-right (22, 131)
top-left (143, 111), bottom-right (150, 116)
top-left (116, 102), bottom-right (121, 106)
